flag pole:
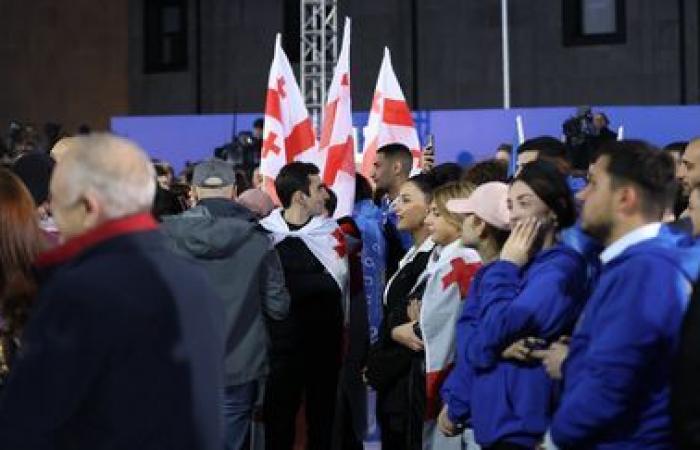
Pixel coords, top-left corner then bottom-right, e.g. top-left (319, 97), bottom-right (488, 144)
top-left (501, 0), bottom-right (511, 110)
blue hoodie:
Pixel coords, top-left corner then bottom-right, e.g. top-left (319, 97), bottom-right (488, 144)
top-left (551, 225), bottom-right (700, 449)
top-left (467, 244), bottom-right (589, 448)
top-left (440, 263), bottom-right (492, 425)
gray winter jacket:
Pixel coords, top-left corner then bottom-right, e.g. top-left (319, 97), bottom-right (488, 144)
top-left (161, 199), bottom-right (290, 386)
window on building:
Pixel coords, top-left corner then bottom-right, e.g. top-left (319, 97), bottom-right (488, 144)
top-left (563, 0), bottom-right (626, 46)
top-left (283, 0), bottom-right (300, 64)
top-left (144, 0), bottom-right (188, 72)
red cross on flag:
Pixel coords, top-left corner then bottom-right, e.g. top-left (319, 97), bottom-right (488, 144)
top-left (360, 47), bottom-right (422, 178)
top-left (319, 18), bottom-right (355, 218)
top-left (261, 34), bottom-right (318, 201)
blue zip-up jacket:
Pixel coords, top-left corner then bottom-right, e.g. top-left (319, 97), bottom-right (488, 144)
top-left (353, 199), bottom-right (386, 345)
top-left (440, 263), bottom-right (495, 425)
top-left (551, 226), bottom-right (700, 449)
top-left (467, 244), bottom-right (589, 448)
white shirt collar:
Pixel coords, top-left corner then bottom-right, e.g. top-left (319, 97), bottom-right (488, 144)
top-left (399, 237), bottom-right (436, 269)
top-left (600, 222), bottom-right (662, 264)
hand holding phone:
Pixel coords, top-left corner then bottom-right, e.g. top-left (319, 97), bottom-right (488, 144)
top-left (421, 134), bottom-right (436, 172)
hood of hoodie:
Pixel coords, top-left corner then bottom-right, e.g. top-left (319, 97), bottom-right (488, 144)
top-left (161, 205), bottom-right (262, 260)
top-left (197, 197), bottom-right (257, 222)
top-left (611, 224), bottom-right (700, 283)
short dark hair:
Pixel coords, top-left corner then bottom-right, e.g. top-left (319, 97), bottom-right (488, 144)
top-left (234, 169), bottom-right (250, 194)
top-left (596, 140), bottom-right (676, 219)
top-left (518, 136), bottom-right (567, 160)
top-left (462, 159), bottom-right (509, 185)
top-left (355, 173), bottom-right (373, 202)
top-left (496, 143), bottom-right (513, 155)
top-left (274, 162), bottom-right (320, 208)
top-left (377, 143), bottom-right (413, 177)
top-left (253, 118), bottom-right (264, 129)
top-left (152, 159), bottom-right (174, 178)
top-left (324, 185), bottom-right (338, 216)
top-left (663, 141), bottom-right (688, 156)
top-left (515, 159), bottom-right (577, 230)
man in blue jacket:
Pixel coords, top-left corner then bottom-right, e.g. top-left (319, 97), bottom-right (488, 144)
top-left (0, 134), bottom-right (225, 450)
top-left (549, 140), bottom-right (700, 449)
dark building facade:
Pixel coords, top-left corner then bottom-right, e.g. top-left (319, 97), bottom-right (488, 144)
top-left (1, 0), bottom-right (699, 131)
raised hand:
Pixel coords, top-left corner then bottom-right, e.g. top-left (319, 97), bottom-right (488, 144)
top-left (500, 217), bottom-right (543, 267)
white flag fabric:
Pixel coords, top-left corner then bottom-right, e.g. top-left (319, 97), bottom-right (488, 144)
top-left (319, 18), bottom-right (355, 218)
top-left (260, 208), bottom-right (350, 322)
top-left (416, 240), bottom-right (481, 450)
top-left (260, 34), bottom-right (318, 201)
top-left (361, 47), bottom-right (422, 178)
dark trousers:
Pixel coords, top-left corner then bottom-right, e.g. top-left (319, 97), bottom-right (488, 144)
top-left (264, 346), bottom-right (340, 450)
top-left (377, 410), bottom-right (407, 450)
top-left (376, 380), bottom-right (410, 450)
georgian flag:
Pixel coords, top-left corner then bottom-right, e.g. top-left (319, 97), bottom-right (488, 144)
top-left (360, 47), bottom-right (422, 178)
top-left (319, 18), bottom-right (355, 218)
top-left (417, 240), bottom-right (481, 450)
top-left (260, 208), bottom-right (350, 322)
top-left (260, 34), bottom-right (318, 202)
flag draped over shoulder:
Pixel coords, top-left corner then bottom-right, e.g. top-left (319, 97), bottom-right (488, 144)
top-left (417, 240), bottom-right (481, 450)
top-left (361, 47), bottom-right (422, 179)
top-left (319, 18), bottom-right (355, 218)
top-left (260, 34), bottom-right (318, 201)
top-left (260, 208), bottom-right (350, 322)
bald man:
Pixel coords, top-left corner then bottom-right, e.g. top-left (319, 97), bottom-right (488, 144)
top-left (0, 134), bottom-right (225, 450)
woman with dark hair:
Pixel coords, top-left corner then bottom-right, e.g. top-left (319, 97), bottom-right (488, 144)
top-left (365, 173), bottom-right (437, 450)
top-left (0, 169), bottom-right (45, 383)
top-left (464, 160), bottom-right (589, 449)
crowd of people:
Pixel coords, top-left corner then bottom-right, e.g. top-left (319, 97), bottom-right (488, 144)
top-left (0, 124), bottom-right (700, 450)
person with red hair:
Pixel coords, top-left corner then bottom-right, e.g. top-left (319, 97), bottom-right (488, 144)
top-left (0, 168), bottom-right (45, 382)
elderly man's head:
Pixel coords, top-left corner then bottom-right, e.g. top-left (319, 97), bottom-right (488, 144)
top-left (50, 133), bottom-right (155, 240)
top-left (50, 136), bottom-right (77, 163)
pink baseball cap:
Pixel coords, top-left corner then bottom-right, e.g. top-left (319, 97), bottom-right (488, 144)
top-left (446, 182), bottom-right (510, 230)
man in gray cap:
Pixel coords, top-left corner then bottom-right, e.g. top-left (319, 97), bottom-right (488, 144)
top-left (162, 158), bottom-right (290, 450)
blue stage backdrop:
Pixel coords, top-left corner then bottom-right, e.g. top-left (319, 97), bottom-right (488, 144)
top-left (111, 105), bottom-right (700, 172)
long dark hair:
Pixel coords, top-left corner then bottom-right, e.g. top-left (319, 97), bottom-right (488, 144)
top-left (0, 168), bottom-right (43, 337)
top-left (515, 160), bottom-right (577, 230)
top-left (405, 172), bottom-right (439, 203)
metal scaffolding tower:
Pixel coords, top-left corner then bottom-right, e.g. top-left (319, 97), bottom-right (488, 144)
top-left (300, 0), bottom-right (338, 132)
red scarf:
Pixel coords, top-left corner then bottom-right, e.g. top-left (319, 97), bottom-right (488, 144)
top-left (35, 213), bottom-right (158, 268)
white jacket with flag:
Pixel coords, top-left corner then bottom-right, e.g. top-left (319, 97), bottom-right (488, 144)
top-left (417, 239), bottom-right (481, 450)
top-left (260, 208), bottom-right (350, 322)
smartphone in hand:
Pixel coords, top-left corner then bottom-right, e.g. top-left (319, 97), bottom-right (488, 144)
top-left (422, 134), bottom-right (436, 171)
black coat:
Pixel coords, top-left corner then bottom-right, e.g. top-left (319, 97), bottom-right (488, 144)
top-left (673, 279), bottom-right (700, 449)
top-left (371, 242), bottom-right (433, 450)
top-left (0, 217), bottom-right (225, 450)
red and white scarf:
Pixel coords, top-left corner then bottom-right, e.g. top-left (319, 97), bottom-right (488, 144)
top-left (261, 208), bottom-right (350, 321)
top-left (418, 239), bottom-right (481, 450)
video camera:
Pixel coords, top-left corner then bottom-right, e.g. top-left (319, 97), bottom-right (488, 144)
top-left (563, 106), bottom-right (597, 147)
top-left (562, 106), bottom-right (598, 171)
top-left (213, 131), bottom-right (261, 180)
